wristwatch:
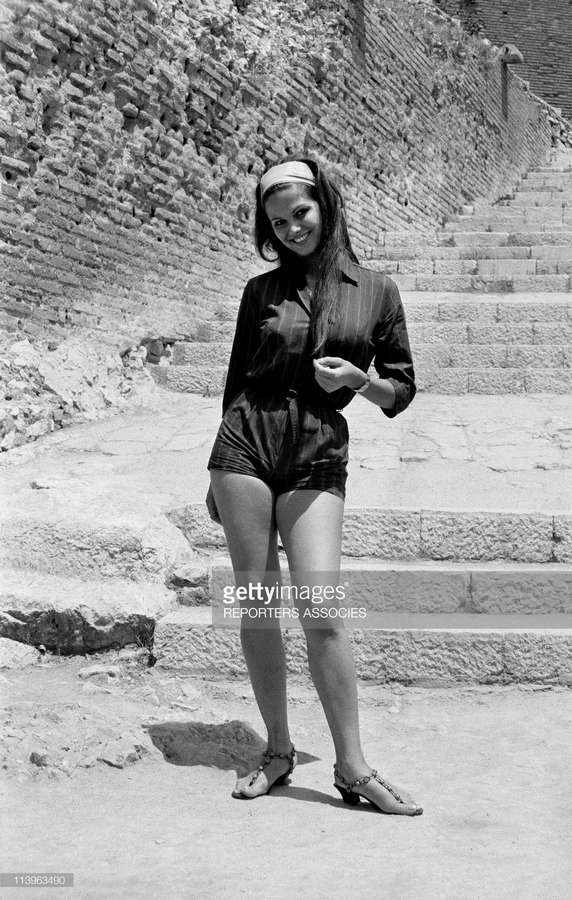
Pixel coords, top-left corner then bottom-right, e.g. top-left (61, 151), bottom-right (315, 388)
top-left (354, 373), bottom-right (370, 393)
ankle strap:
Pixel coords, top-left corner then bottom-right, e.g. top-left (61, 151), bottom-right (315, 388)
top-left (334, 764), bottom-right (379, 791)
top-left (263, 745), bottom-right (296, 764)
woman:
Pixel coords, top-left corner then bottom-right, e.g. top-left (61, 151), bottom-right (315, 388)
top-left (206, 157), bottom-right (422, 816)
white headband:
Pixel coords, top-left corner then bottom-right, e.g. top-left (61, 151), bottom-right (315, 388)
top-left (260, 161), bottom-right (315, 197)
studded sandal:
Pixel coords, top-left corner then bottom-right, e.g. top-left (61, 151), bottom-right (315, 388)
top-left (333, 765), bottom-right (423, 816)
top-left (232, 746), bottom-right (297, 799)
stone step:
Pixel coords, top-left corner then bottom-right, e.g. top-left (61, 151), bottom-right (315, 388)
top-left (399, 291), bottom-right (572, 315)
top-left (444, 216), bottom-right (570, 231)
top-left (152, 606), bottom-right (572, 684)
top-left (152, 362), bottom-right (572, 395)
top-left (505, 191), bottom-right (571, 204)
top-left (506, 195), bottom-right (570, 208)
top-left (192, 556), bottom-right (572, 616)
top-left (414, 343), bottom-right (571, 369)
top-left (379, 246), bottom-right (534, 260)
top-left (0, 568), bottom-right (176, 653)
top-left (441, 231), bottom-right (572, 247)
top-left (521, 179), bottom-right (572, 192)
top-left (378, 259), bottom-right (572, 277)
top-left (151, 295), bottom-right (572, 394)
top-left (167, 504), bottom-right (572, 564)
top-left (0, 507), bottom-right (193, 582)
top-left (418, 367), bottom-right (572, 394)
top-left (410, 320), bottom-right (572, 345)
top-left (167, 335), bottom-right (572, 370)
top-left (390, 274), bottom-right (571, 293)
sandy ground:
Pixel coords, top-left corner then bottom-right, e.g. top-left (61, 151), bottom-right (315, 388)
top-left (1, 651), bottom-right (571, 900)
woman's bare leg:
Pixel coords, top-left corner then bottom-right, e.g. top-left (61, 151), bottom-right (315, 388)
top-left (276, 489), bottom-right (421, 814)
top-left (210, 471), bottom-right (293, 795)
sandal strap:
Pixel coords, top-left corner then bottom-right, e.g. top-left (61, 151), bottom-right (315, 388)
top-left (334, 765), bottom-right (406, 804)
top-left (262, 745), bottom-right (296, 766)
top-left (247, 745), bottom-right (296, 787)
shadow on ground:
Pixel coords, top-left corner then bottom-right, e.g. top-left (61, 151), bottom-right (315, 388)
top-left (145, 718), bottom-right (318, 775)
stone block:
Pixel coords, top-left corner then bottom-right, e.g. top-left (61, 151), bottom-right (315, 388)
top-left (554, 517), bottom-right (572, 563)
top-left (512, 276), bottom-right (570, 292)
top-left (0, 636), bottom-right (40, 669)
top-left (437, 301), bottom-right (498, 322)
top-left (536, 242), bottom-right (572, 262)
top-left (172, 341), bottom-right (231, 366)
top-left (0, 570), bottom-right (175, 653)
top-left (165, 366), bottom-right (227, 394)
top-left (535, 260), bottom-right (559, 275)
top-left (341, 509), bottom-right (421, 559)
top-left (496, 302), bottom-right (572, 322)
top-left (477, 259), bottom-right (537, 277)
top-left (0, 510), bottom-right (193, 582)
top-left (408, 322), bottom-right (469, 345)
top-left (432, 259), bottom-right (477, 275)
top-left (453, 232), bottom-right (509, 247)
top-left (532, 322), bottom-right (572, 344)
top-left (506, 345), bottom-right (570, 368)
top-left (421, 511), bottom-right (554, 562)
top-left (467, 323), bottom-right (534, 344)
top-left (524, 370), bottom-right (572, 393)
top-left (397, 258), bottom-right (433, 275)
top-left (167, 504), bottom-right (228, 552)
top-left (470, 565), bottom-right (572, 614)
top-left (402, 302), bottom-right (440, 322)
top-left (416, 368), bottom-right (468, 393)
top-left (467, 369), bottom-right (527, 393)
top-left (415, 275), bottom-right (475, 292)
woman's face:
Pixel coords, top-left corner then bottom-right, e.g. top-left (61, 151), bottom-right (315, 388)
top-left (264, 184), bottom-right (323, 260)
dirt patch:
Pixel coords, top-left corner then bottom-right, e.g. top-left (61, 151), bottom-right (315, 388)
top-left (1, 651), bottom-right (572, 899)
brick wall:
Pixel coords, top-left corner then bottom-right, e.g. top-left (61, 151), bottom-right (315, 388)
top-left (434, 0), bottom-right (572, 119)
top-left (0, 0), bottom-right (567, 343)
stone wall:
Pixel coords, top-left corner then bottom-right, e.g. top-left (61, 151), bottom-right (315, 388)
top-left (0, 0), bottom-right (566, 345)
top-left (434, 0), bottom-right (572, 120)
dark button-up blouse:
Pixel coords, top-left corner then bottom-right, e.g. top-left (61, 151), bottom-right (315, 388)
top-left (222, 255), bottom-right (416, 419)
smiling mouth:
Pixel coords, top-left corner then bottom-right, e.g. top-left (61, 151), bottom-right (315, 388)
top-left (292, 233), bottom-right (310, 244)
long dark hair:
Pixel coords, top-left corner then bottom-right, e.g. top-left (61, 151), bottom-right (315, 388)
top-left (254, 156), bottom-right (359, 356)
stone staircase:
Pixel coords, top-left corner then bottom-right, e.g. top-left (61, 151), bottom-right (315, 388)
top-left (149, 154), bottom-right (572, 397)
top-left (1, 151), bottom-right (571, 683)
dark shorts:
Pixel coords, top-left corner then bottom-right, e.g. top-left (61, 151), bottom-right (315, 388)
top-left (207, 388), bottom-right (349, 500)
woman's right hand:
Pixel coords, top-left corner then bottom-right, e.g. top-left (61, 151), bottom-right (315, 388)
top-left (206, 484), bottom-right (221, 525)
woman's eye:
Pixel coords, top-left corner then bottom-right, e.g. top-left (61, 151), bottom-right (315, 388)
top-left (295, 208), bottom-right (308, 217)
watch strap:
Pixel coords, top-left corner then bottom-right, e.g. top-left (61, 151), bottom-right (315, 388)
top-left (354, 373), bottom-right (370, 394)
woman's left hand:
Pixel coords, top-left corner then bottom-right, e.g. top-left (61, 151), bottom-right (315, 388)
top-left (313, 357), bottom-right (367, 393)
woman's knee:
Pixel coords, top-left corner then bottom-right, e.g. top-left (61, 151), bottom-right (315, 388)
top-left (302, 616), bottom-right (348, 647)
